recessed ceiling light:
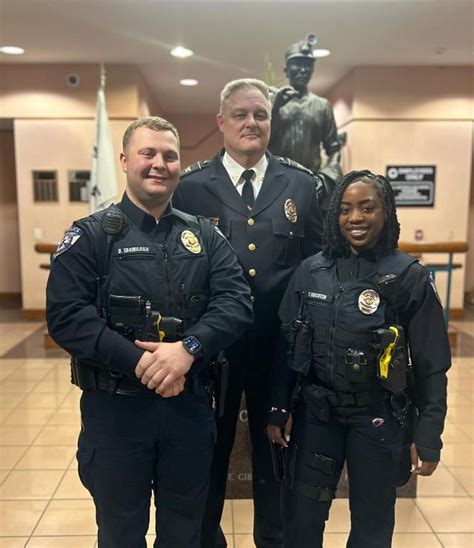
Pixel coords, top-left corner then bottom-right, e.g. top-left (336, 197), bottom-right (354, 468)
top-left (0, 45), bottom-right (25, 55)
top-left (313, 48), bottom-right (331, 58)
top-left (180, 79), bottom-right (198, 87)
top-left (171, 46), bottom-right (194, 59)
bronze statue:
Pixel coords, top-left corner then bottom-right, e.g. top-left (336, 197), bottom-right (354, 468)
top-left (269, 34), bottom-right (342, 209)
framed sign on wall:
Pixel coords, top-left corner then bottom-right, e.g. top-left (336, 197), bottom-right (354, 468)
top-left (386, 165), bottom-right (436, 207)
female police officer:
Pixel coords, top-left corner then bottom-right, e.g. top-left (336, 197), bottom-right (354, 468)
top-left (267, 170), bottom-right (450, 547)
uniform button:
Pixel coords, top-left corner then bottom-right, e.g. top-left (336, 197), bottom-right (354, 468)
top-left (250, 295), bottom-right (256, 303)
top-left (289, 230), bottom-right (294, 237)
top-left (249, 268), bottom-right (257, 277)
top-left (247, 218), bottom-right (255, 226)
top-left (248, 243), bottom-right (256, 251)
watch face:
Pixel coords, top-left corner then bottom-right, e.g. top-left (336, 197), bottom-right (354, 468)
top-left (183, 336), bottom-right (201, 355)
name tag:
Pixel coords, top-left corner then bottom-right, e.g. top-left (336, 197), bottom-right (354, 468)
top-left (117, 246), bottom-right (154, 255)
top-left (308, 291), bottom-right (328, 301)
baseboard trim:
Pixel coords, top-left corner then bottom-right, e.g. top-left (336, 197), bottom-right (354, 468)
top-left (21, 309), bottom-right (45, 321)
top-left (0, 292), bottom-right (21, 301)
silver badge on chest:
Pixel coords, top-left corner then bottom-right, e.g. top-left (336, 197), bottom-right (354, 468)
top-left (358, 289), bottom-right (380, 315)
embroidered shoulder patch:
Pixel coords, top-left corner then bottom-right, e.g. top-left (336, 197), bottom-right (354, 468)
top-left (54, 226), bottom-right (83, 258)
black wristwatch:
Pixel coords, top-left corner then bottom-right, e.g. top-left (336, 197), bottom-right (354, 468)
top-left (182, 335), bottom-right (202, 356)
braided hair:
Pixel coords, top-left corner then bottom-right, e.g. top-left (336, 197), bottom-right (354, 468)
top-left (322, 170), bottom-right (400, 259)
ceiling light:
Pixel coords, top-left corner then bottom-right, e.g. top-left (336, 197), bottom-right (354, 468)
top-left (180, 79), bottom-right (198, 87)
top-left (0, 45), bottom-right (25, 55)
top-left (313, 48), bottom-right (331, 58)
top-left (171, 46), bottom-right (194, 59)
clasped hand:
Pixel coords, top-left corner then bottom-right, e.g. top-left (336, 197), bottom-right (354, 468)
top-left (134, 340), bottom-right (194, 398)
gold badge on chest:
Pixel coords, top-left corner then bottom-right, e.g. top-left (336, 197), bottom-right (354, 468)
top-left (180, 230), bottom-right (201, 254)
top-left (358, 289), bottom-right (380, 315)
top-left (284, 199), bottom-right (297, 223)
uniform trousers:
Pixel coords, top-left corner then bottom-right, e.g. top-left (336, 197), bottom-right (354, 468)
top-left (77, 387), bottom-right (216, 548)
top-left (283, 396), bottom-right (412, 548)
top-left (201, 329), bottom-right (283, 548)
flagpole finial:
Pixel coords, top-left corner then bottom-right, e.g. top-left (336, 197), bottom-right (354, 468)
top-left (100, 63), bottom-right (106, 90)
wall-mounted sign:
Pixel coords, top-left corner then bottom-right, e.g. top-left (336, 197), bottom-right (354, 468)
top-left (386, 165), bottom-right (436, 207)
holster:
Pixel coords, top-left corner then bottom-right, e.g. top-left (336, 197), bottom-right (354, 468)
top-left (106, 294), bottom-right (184, 343)
top-left (301, 384), bottom-right (330, 422)
top-left (373, 325), bottom-right (408, 395)
top-left (269, 440), bottom-right (288, 481)
top-left (70, 357), bottom-right (97, 391)
top-left (286, 318), bottom-right (313, 375)
top-left (209, 351), bottom-right (229, 418)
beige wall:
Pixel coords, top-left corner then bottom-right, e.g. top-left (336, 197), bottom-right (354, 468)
top-left (0, 64), bottom-right (148, 119)
top-left (14, 119), bottom-right (131, 310)
top-left (466, 134), bottom-right (474, 301)
top-left (352, 67), bottom-right (473, 121)
top-left (0, 131), bottom-right (21, 294)
top-left (169, 113), bottom-right (222, 167)
top-left (327, 66), bottom-right (474, 310)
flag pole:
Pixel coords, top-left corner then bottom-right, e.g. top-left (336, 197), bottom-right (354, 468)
top-left (100, 62), bottom-right (106, 90)
top-left (89, 63), bottom-right (118, 213)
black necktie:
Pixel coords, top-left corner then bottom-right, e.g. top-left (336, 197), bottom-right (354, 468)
top-left (241, 169), bottom-right (255, 209)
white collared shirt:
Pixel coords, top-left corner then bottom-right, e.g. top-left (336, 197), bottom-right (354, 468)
top-left (222, 151), bottom-right (268, 200)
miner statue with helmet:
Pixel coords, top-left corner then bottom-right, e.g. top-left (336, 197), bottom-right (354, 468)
top-left (269, 33), bottom-right (343, 211)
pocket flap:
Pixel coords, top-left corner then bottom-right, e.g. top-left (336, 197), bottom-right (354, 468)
top-left (272, 219), bottom-right (304, 239)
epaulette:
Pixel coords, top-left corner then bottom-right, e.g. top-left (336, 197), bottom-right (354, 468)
top-left (277, 156), bottom-right (315, 177)
top-left (181, 159), bottom-right (211, 177)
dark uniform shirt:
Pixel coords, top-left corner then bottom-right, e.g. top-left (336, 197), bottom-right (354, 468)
top-left (270, 250), bottom-right (450, 462)
top-left (46, 192), bottom-right (254, 376)
top-left (173, 151), bottom-right (324, 328)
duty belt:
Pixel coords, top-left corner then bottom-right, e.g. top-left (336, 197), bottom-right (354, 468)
top-left (302, 380), bottom-right (388, 407)
top-left (93, 369), bottom-right (205, 397)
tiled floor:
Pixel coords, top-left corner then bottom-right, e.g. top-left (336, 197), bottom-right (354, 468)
top-left (0, 301), bottom-right (472, 547)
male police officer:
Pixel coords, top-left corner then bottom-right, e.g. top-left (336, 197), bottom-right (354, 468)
top-left (46, 116), bottom-right (254, 548)
top-left (269, 34), bottom-right (342, 209)
top-left (173, 79), bottom-right (323, 548)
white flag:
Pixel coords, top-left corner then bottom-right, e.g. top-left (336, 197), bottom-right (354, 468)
top-left (89, 86), bottom-right (118, 213)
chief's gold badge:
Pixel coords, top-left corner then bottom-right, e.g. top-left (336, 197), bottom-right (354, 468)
top-left (284, 199), bottom-right (297, 223)
top-left (180, 230), bottom-right (201, 254)
top-left (358, 289), bottom-right (380, 315)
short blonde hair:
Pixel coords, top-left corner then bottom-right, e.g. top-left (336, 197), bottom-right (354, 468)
top-left (122, 116), bottom-right (180, 151)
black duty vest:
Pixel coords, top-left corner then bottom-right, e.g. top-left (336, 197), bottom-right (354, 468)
top-left (75, 205), bottom-right (211, 333)
top-left (303, 252), bottom-right (417, 394)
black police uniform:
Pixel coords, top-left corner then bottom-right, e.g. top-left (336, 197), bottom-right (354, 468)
top-left (46, 192), bottom-right (254, 548)
top-left (269, 249), bottom-right (450, 548)
top-left (173, 151), bottom-right (323, 548)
